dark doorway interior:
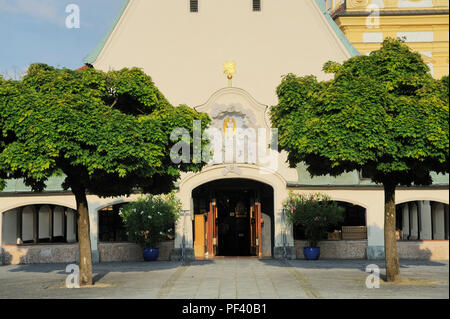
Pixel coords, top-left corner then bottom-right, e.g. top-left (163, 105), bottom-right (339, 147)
top-left (192, 178), bottom-right (273, 257)
top-left (216, 189), bottom-right (252, 256)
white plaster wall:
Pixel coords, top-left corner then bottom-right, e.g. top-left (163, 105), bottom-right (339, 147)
top-left (396, 188), bottom-right (449, 205)
top-left (177, 163), bottom-right (289, 249)
top-left (288, 188), bottom-right (449, 248)
top-left (92, 0), bottom-right (351, 107)
top-left (0, 196), bottom-right (77, 215)
top-left (0, 187), bottom-right (447, 260)
top-left (289, 188), bottom-right (385, 247)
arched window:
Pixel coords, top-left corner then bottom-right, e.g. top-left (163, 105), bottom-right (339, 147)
top-left (98, 204), bottom-right (128, 242)
top-left (396, 201), bottom-right (449, 241)
top-left (1, 205), bottom-right (78, 245)
top-left (292, 201), bottom-right (367, 241)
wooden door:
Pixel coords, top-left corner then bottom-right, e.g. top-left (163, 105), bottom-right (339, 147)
top-left (255, 201), bottom-right (262, 257)
top-left (250, 199), bottom-right (262, 257)
top-left (194, 214), bottom-right (206, 258)
top-left (207, 201), bottom-right (218, 257)
top-left (250, 201), bottom-right (256, 255)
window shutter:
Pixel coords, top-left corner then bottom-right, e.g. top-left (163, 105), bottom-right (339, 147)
top-left (253, 0), bottom-right (261, 11)
top-left (190, 0), bottom-right (198, 12)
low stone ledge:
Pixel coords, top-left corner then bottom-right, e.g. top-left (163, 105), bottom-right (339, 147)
top-left (98, 242), bottom-right (143, 262)
top-left (295, 240), bottom-right (367, 259)
top-left (1, 244), bottom-right (78, 265)
top-left (294, 240), bottom-right (449, 260)
top-left (397, 240), bottom-right (449, 261)
top-left (98, 240), bottom-right (175, 262)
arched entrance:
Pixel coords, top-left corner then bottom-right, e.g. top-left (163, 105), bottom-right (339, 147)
top-left (192, 178), bottom-right (274, 258)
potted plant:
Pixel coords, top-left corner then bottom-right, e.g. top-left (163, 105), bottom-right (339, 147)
top-left (119, 193), bottom-right (180, 261)
top-left (283, 192), bottom-right (344, 260)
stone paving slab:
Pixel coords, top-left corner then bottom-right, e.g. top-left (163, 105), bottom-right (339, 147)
top-left (0, 259), bottom-right (447, 299)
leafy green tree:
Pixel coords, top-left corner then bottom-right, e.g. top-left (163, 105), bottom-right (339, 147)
top-left (0, 64), bottom-right (210, 285)
top-left (271, 38), bottom-right (449, 282)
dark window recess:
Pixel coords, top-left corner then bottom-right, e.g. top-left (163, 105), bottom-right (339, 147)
top-left (253, 0), bottom-right (261, 11)
top-left (99, 205), bottom-right (128, 242)
top-left (359, 169), bottom-right (371, 180)
top-left (190, 0), bottom-right (198, 12)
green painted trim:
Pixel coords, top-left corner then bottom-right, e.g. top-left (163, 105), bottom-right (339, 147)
top-left (314, 0), bottom-right (360, 57)
top-left (83, 0), bottom-right (131, 65)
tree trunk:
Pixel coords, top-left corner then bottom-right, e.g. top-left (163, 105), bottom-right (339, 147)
top-left (74, 188), bottom-right (93, 286)
top-left (384, 183), bottom-right (400, 282)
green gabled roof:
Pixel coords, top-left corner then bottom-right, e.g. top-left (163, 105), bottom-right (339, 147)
top-left (83, 0), bottom-right (131, 65)
top-left (314, 0), bottom-right (360, 57)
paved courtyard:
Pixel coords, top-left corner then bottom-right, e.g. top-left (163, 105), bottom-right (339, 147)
top-left (0, 258), bottom-right (448, 299)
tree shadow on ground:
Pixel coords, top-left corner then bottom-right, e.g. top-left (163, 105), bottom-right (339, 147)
top-left (257, 258), bottom-right (448, 273)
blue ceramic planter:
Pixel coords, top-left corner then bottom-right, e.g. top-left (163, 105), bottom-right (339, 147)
top-left (143, 248), bottom-right (159, 261)
top-left (303, 247), bottom-right (320, 260)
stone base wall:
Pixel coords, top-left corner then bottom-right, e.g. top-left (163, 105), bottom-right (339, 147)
top-left (157, 240), bottom-right (175, 261)
top-left (98, 240), bottom-right (175, 262)
top-left (98, 242), bottom-right (143, 262)
top-left (1, 244), bottom-right (78, 265)
top-left (1, 240), bottom-right (176, 265)
top-left (294, 240), bottom-right (449, 260)
top-left (397, 241), bottom-right (449, 260)
top-left (2, 240), bottom-right (447, 264)
top-left (295, 240), bottom-right (367, 259)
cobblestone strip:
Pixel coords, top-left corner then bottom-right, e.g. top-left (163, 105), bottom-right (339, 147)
top-left (155, 264), bottom-right (189, 299)
top-left (279, 260), bottom-right (322, 299)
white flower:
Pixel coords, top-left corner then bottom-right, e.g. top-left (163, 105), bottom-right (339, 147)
top-left (140, 211), bottom-right (144, 215)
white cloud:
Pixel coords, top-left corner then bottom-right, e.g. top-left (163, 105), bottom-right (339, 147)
top-left (0, 0), bottom-right (64, 26)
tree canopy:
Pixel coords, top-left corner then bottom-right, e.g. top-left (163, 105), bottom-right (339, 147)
top-left (270, 38), bottom-right (449, 281)
top-left (0, 64), bottom-right (210, 285)
top-left (271, 38), bottom-right (448, 187)
top-left (0, 64), bottom-right (210, 195)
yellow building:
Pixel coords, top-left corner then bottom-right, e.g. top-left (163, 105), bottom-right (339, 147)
top-left (328, 0), bottom-right (449, 78)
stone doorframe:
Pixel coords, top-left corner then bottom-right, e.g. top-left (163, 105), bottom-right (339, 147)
top-left (172, 164), bottom-right (294, 261)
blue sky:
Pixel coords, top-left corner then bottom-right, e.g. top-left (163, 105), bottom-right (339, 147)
top-left (0, 0), bottom-right (125, 78)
